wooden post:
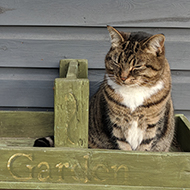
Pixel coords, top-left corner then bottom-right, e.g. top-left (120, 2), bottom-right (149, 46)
top-left (54, 59), bottom-right (89, 148)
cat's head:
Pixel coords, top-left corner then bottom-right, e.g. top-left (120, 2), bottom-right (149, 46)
top-left (105, 26), bottom-right (166, 87)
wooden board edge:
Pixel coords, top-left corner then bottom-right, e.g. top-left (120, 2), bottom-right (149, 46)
top-left (59, 59), bottom-right (88, 78)
top-left (0, 181), bottom-right (188, 190)
top-left (1, 147), bottom-right (190, 188)
top-left (0, 111), bottom-right (54, 138)
top-left (176, 114), bottom-right (190, 130)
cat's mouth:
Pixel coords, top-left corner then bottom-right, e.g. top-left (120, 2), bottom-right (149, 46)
top-left (116, 77), bottom-right (139, 87)
top-left (107, 74), bottom-right (139, 87)
top-left (119, 77), bottom-right (138, 86)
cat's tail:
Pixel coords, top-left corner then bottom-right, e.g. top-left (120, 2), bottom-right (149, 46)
top-left (33, 136), bottom-right (54, 147)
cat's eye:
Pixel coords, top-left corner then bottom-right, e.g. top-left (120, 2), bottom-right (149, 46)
top-left (134, 65), bottom-right (142, 68)
top-left (112, 60), bottom-right (120, 67)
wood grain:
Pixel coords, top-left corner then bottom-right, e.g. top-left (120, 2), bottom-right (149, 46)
top-left (0, 1), bottom-right (189, 121)
top-left (0, 111), bottom-right (54, 138)
top-left (1, 147), bottom-right (190, 188)
top-left (0, 0), bottom-right (189, 28)
top-left (54, 60), bottom-right (89, 148)
top-left (0, 182), bottom-right (189, 190)
top-left (0, 68), bottom-right (189, 120)
top-left (0, 39), bottom-right (190, 70)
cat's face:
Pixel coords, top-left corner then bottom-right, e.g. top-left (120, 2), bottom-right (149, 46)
top-left (105, 26), bottom-right (166, 87)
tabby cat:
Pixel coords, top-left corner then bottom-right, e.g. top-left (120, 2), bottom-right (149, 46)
top-left (34, 26), bottom-right (175, 152)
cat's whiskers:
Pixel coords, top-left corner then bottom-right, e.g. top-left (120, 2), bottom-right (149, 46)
top-left (35, 26), bottom-right (175, 152)
top-left (93, 80), bottom-right (103, 88)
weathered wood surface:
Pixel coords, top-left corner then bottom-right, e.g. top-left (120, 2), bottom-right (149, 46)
top-left (0, 1), bottom-right (190, 120)
top-left (0, 110), bottom-right (189, 189)
top-left (0, 0), bottom-right (189, 28)
top-left (0, 25), bottom-right (190, 121)
top-left (54, 60), bottom-right (89, 148)
top-left (1, 40), bottom-right (190, 69)
top-left (0, 138), bottom-right (35, 147)
top-left (0, 110), bottom-right (53, 147)
top-left (0, 17), bottom-right (189, 119)
top-left (0, 111), bottom-right (53, 138)
top-left (0, 110), bottom-right (187, 150)
top-left (59, 59), bottom-right (88, 79)
top-left (1, 147), bottom-right (190, 189)
top-left (0, 69), bottom-right (189, 120)
top-left (0, 26), bottom-right (190, 69)
top-left (1, 182), bottom-right (189, 190)
top-left (175, 114), bottom-right (190, 152)
top-left (0, 72), bottom-right (188, 119)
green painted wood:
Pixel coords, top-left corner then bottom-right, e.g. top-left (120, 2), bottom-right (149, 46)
top-left (0, 111), bottom-right (54, 138)
top-left (0, 147), bottom-right (190, 188)
top-left (54, 59), bottom-right (89, 148)
top-left (0, 182), bottom-right (189, 190)
top-left (59, 59), bottom-right (88, 79)
top-left (0, 138), bottom-right (35, 147)
top-left (66, 61), bottom-right (78, 79)
top-left (175, 114), bottom-right (190, 152)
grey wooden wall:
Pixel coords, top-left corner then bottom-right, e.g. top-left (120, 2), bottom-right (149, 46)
top-left (0, 0), bottom-right (190, 120)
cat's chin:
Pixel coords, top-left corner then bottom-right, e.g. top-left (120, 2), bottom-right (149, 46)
top-left (120, 82), bottom-right (139, 87)
top-left (117, 80), bottom-right (141, 88)
top-left (106, 74), bottom-right (139, 88)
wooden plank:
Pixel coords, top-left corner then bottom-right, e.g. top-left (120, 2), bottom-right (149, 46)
top-left (59, 59), bottom-right (88, 79)
top-left (54, 60), bottom-right (89, 148)
top-left (0, 39), bottom-right (190, 70)
top-left (0, 69), bottom-right (189, 112)
top-left (0, 138), bottom-right (35, 147)
top-left (175, 110), bottom-right (190, 123)
top-left (0, 79), bottom-right (54, 108)
top-left (0, 0), bottom-right (190, 28)
top-left (0, 68), bottom-right (57, 108)
top-left (0, 68), bottom-right (58, 81)
top-left (66, 61), bottom-right (78, 79)
top-left (175, 115), bottom-right (190, 152)
top-left (0, 111), bottom-right (54, 138)
top-left (1, 26), bottom-right (190, 42)
top-left (0, 182), bottom-right (189, 190)
top-left (1, 182), bottom-right (189, 190)
top-left (0, 147), bottom-right (190, 188)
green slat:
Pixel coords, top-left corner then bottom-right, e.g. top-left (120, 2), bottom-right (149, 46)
top-left (0, 137), bottom-right (35, 147)
top-left (175, 114), bottom-right (190, 151)
top-left (0, 57), bottom-right (189, 190)
top-left (54, 59), bottom-right (89, 148)
top-left (0, 182), bottom-right (189, 190)
top-left (59, 59), bottom-right (88, 79)
top-left (66, 60), bottom-right (78, 79)
top-left (0, 147), bottom-right (190, 188)
top-left (0, 111), bottom-right (54, 138)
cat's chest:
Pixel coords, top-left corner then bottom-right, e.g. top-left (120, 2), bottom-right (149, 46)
top-left (107, 75), bottom-right (164, 112)
top-left (127, 120), bottom-right (143, 150)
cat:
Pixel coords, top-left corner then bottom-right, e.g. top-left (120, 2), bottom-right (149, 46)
top-left (34, 26), bottom-right (175, 152)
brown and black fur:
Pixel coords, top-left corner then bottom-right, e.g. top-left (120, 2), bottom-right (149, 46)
top-left (34, 26), bottom-right (175, 152)
top-left (88, 26), bottom-right (175, 151)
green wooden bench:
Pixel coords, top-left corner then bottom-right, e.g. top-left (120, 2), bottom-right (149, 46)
top-left (0, 59), bottom-right (190, 190)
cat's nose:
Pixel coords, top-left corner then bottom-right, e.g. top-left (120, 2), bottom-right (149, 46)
top-left (120, 70), bottom-right (129, 82)
top-left (121, 77), bottom-right (128, 81)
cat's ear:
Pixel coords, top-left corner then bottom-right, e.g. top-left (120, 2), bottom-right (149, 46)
top-left (107, 25), bottom-right (124, 47)
top-left (143, 34), bottom-right (165, 55)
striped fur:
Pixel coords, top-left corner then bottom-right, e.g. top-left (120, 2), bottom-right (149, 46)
top-left (33, 136), bottom-right (54, 147)
top-left (88, 26), bottom-right (175, 151)
top-left (34, 26), bottom-right (175, 152)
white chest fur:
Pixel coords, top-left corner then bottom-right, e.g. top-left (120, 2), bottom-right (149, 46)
top-left (106, 75), bottom-right (164, 112)
top-left (127, 120), bottom-right (143, 150)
